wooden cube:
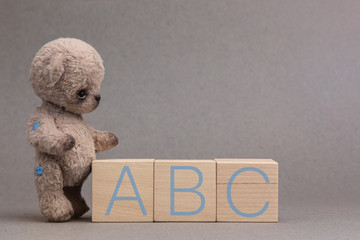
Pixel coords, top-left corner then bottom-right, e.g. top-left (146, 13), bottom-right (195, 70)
top-left (92, 159), bottom-right (154, 222)
top-left (216, 159), bottom-right (278, 222)
top-left (154, 160), bottom-right (216, 222)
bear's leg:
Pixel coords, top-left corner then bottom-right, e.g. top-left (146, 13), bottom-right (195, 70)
top-left (35, 156), bottom-right (74, 222)
top-left (63, 185), bottom-right (90, 219)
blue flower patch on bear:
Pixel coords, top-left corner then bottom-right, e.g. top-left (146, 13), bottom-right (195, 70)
top-left (35, 165), bottom-right (43, 176)
top-left (32, 121), bottom-right (39, 130)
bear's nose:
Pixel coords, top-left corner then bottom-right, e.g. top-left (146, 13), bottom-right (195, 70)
top-left (95, 95), bottom-right (101, 102)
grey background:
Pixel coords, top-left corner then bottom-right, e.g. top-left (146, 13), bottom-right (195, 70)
top-left (1, 0), bottom-right (359, 239)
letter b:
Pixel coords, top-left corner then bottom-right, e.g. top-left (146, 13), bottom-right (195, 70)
top-left (155, 160), bottom-right (216, 221)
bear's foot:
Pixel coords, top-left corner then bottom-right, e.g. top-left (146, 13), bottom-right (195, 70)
top-left (39, 192), bottom-right (74, 222)
top-left (63, 186), bottom-right (89, 219)
top-left (71, 198), bottom-right (90, 219)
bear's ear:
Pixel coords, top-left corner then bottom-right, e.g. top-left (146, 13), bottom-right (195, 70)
top-left (48, 53), bottom-right (65, 86)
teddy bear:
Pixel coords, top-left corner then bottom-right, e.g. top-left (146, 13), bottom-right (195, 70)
top-left (27, 38), bottom-right (118, 222)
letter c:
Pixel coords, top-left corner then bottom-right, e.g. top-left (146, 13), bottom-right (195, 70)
top-left (227, 167), bottom-right (270, 217)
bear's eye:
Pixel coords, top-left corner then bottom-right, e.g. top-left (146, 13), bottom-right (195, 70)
top-left (77, 90), bottom-right (87, 99)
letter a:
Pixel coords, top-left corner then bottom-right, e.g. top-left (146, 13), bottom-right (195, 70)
top-left (106, 166), bottom-right (147, 216)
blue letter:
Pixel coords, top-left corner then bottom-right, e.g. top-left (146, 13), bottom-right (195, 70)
top-left (227, 167), bottom-right (270, 217)
top-left (170, 166), bottom-right (205, 216)
top-left (106, 166), bottom-right (147, 216)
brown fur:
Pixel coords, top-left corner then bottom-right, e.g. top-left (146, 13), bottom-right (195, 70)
top-left (27, 38), bottom-right (118, 222)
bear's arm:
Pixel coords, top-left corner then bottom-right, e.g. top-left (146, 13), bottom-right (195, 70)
top-left (27, 113), bottom-right (75, 155)
top-left (89, 127), bottom-right (118, 153)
